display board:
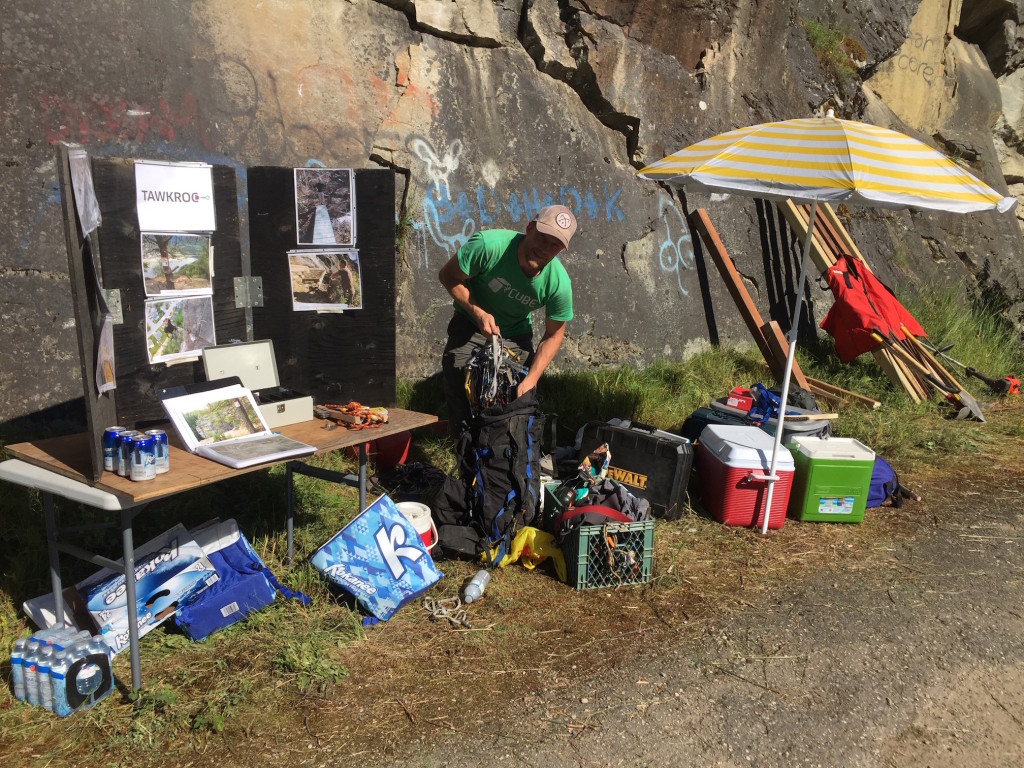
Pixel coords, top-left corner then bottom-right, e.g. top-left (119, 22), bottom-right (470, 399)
top-left (248, 167), bottom-right (396, 406)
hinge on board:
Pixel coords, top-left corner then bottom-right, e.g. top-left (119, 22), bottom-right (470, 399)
top-left (233, 276), bottom-right (264, 308)
top-left (101, 289), bottom-right (123, 324)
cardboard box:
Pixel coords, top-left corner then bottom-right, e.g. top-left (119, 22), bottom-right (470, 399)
top-left (202, 340), bottom-right (314, 428)
top-left (76, 523), bottom-right (219, 655)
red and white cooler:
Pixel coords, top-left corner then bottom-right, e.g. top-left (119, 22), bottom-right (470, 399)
top-left (697, 425), bottom-right (795, 529)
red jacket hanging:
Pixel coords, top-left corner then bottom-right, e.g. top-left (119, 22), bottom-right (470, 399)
top-left (820, 256), bottom-right (925, 363)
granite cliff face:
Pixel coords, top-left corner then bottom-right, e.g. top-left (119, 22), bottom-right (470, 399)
top-left (1, 0), bottom-right (1022, 425)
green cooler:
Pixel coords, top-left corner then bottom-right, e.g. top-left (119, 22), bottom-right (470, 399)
top-left (787, 436), bottom-right (875, 523)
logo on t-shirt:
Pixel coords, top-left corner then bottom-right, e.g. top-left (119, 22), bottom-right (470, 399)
top-left (487, 277), bottom-right (539, 308)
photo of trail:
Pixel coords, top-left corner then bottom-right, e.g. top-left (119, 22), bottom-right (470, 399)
top-left (294, 168), bottom-right (354, 246)
top-left (141, 233), bottom-right (212, 295)
top-left (289, 250), bottom-right (362, 309)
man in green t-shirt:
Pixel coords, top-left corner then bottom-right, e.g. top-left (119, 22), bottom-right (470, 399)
top-left (438, 204), bottom-right (577, 435)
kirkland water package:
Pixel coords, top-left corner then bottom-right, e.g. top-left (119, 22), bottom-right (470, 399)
top-left (76, 523), bottom-right (219, 655)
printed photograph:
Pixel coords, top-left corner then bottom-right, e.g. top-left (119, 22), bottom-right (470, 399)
top-left (141, 232), bottom-right (213, 296)
top-left (183, 396), bottom-right (263, 445)
top-left (294, 167), bottom-right (356, 246)
top-left (144, 295), bottom-right (216, 364)
top-left (288, 249), bottom-right (363, 311)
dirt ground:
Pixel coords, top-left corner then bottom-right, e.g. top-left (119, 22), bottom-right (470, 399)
top-left (324, 457), bottom-right (1024, 767)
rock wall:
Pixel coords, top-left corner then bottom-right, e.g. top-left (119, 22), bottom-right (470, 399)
top-left (2, 0), bottom-right (1022, 432)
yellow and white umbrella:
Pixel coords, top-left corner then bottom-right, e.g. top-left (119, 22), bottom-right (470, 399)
top-left (638, 111), bottom-right (1017, 213)
top-left (638, 111), bottom-right (1017, 533)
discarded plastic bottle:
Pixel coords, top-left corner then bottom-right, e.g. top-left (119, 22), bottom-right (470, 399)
top-left (10, 638), bottom-right (27, 701)
top-left (463, 570), bottom-right (491, 604)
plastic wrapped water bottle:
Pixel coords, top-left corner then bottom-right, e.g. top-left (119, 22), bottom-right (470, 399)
top-left (51, 640), bottom-right (85, 718)
top-left (463, 570), bottom-right (491, 604)
top-left (10, 639), bottom-right (27, 701)
top-left (37, 645), bottom-right (56, 711)
top-left (23, 640), bottom-right (43, 707)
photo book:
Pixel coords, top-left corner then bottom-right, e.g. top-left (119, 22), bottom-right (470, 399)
top-left (159, 378), bottom-right (315, 469)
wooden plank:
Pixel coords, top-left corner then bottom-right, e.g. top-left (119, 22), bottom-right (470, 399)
top-left (58, 144), bottom-right (118, 482)
top-left (760, 320), bottom-right (811, 389)
top-left (819, 203), bottom-right (870, 268)
top-left (689, 209), bottom-right (777, 372)
top-left (805, 376), bottom-right (881, 410)
top-left (777, 200), bottom-right (835, 273)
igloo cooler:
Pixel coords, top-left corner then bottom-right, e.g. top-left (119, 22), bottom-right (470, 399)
top-left (787, 436), bottom-right (875, 523)
top-left (697, 425), bottom-right (794, 529)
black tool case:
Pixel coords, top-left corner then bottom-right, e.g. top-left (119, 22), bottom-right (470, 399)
top-left (578, 420), bottom-right (694, 520)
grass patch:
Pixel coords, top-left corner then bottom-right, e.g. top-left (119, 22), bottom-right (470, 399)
top-left (803, 19), bottom-right (862, 83)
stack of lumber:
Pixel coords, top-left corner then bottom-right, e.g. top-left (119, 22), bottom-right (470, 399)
top-left (689, 208), bottom-right (880, 410)
top-left (778, 201), bottom-right (968, 406)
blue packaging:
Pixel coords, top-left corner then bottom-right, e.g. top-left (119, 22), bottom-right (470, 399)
top-left (311, 495), bottom-right (442, 621)
top-left (77, 523), bottom-right (219, 655)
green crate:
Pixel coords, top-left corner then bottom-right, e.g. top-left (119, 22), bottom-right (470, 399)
top-left (563, 519), bottom-right (654, 590)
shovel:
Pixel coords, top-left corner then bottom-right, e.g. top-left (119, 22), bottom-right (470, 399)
top-left (869, 331), bottom-right (985, 422)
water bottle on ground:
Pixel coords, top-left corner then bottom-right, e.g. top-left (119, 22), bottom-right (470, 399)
top-left (78, 638), bottom-right (114, 710)
top-left (463, 570), bottom-right (491, 604)
top-left (10, 638), bottom-right (28, 701)
top-left (51, 639), bottom-right (86, 718)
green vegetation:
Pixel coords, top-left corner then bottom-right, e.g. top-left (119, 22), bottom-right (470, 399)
top-left (1, 286), bottom-right (1022, 765)
top-left (803, 19), bottom-right (862, 83)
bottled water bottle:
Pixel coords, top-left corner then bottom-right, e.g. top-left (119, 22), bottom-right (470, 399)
top-left (10, 638), bottom-right (27, 701)
top-left (23, 640), bottom-right (42, 707)
top-left (463, 570), bottom-right (491, 604)
top-left (37, 645), bottom-right (56, 711)
top-left (78, 638), bottom-right (113, 710)
top-left (51, 640), bottom-right (85, 718)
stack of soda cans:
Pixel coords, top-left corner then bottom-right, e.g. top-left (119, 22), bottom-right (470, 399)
top-left (103, 426), bottom-right (169, 481)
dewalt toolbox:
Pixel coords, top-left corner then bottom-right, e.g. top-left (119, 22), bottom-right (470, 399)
top-left (578, 419), bottom-right (693, 520)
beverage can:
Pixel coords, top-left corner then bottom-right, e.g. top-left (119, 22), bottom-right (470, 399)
top-left (145, 429), bottom-right (170, 474)
top-left (129, 433), bottom-right (156, 482)
top-left (116, 430), bottom-right (141, 477)
top-left (103, 426), bottom-right (127, 472)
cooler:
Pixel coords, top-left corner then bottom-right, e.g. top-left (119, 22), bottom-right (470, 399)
top-left (697, 425), bottom-right (794, 529)
top-left (787, 436), bottom-right (875, 523)
top-left (578, 420), bottom-right (693, 520)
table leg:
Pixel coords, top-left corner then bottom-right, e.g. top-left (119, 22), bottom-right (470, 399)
top-left (359, 442), bottom-right (367, 512)
top-left (42, 492), bottom-right (65, 628)
top-left (286, 462), bottom-right (295, 564)
top-left (120, 507), bottom-right (142, 692)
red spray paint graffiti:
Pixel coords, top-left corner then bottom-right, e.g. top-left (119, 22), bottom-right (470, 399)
top-left (40, 92), bottom-right (210, 148)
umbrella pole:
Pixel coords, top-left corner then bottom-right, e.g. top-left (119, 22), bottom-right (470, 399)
top-left (760, 201), bottom-right (818, 534)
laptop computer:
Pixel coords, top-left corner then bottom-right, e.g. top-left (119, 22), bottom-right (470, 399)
top-left (158, 377), bottom-right (315, 469)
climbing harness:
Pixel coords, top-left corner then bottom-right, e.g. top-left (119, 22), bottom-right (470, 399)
top-left (422, 595), bottom-right (472, 629)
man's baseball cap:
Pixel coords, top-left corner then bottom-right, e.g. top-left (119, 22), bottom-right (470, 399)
top-left (532, 205), bottom-right (577, 250)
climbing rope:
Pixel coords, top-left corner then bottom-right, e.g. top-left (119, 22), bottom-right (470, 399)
top-left (422, 596), bottom-right (472, 629)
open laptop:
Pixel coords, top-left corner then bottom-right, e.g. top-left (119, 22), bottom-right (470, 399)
top-left (158, 377), bottom-right (315, 469)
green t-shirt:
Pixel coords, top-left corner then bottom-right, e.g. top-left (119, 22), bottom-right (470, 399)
top-left (454, 229), bottom-right (573, 337)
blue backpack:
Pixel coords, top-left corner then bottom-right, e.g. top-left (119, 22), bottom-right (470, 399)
top-left (866, 457), bottom-right (916, 508)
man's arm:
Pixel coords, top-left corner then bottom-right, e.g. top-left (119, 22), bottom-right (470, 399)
top-left (438, 255), bottom-right (501, 336)
top-left (516, 317), bottom-right (566, 398)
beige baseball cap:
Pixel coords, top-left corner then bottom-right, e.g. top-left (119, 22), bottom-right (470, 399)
top-left (532, 205), bottom-right (577, 249)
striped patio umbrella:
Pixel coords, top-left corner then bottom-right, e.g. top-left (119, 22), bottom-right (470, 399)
top-left (638, 111), bottom-right (1016, 532)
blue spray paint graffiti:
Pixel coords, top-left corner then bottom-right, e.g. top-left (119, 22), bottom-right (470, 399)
top-left (656, 196), bottom-right (695, 296)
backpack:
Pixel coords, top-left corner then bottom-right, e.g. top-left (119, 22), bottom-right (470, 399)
top-left (866, 456), bottom-right (917, 508)
top-left (433, 390), bottom-right (544, 566)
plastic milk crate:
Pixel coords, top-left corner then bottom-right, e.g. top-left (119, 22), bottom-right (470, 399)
top-left (563, 519), bottom-right (655, 590)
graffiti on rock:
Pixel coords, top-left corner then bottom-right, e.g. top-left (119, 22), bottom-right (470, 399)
top-left (656, 196), bottom-right (695, 296)
top-left (407, 137), bottom-right (629, 271)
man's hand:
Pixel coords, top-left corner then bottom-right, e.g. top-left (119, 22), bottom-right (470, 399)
top-left (439, 255), bottom-right (501, 337)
